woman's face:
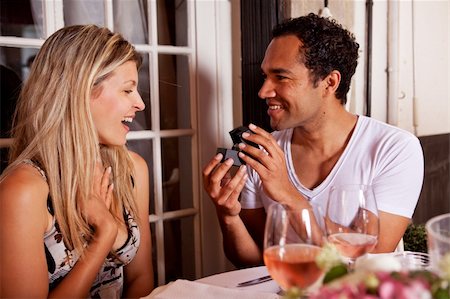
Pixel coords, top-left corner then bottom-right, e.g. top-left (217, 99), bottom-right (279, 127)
top-left (90, 60), bottom-right (145, 146)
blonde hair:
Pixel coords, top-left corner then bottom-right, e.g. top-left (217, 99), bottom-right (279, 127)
top-left (1, 25), bottom-right (142, 255)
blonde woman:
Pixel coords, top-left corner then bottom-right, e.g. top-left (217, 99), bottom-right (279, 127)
top-left (0, 25), bottom-right (153, 298)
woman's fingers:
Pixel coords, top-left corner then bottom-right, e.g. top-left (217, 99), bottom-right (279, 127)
top-left (105, 182), bottom-right (114, 208)
top-left (100, 166), bottom-right (111, 196)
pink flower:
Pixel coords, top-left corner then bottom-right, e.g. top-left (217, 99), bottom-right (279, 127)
top-left (308, 271), bottom-right (439, 299)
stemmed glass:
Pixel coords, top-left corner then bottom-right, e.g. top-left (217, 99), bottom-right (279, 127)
top-left (324, 184), bottom-right (379, 267)
top-left (263, 204), bottom-right (325, 296)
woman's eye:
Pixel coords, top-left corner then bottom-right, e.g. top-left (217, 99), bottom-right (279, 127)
top-left (124, 90), bottom-right (133, 94)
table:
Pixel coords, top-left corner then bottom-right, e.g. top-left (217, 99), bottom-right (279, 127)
top-left (144, 266), bottom-right (281, 298)
top-left (196, 265), bottom-right (280, 294)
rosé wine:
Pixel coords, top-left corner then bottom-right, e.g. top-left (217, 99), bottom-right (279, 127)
top-left (263, 244), bottom-right (323, 290)
top-left (328, 232), bottom-right (377, 259)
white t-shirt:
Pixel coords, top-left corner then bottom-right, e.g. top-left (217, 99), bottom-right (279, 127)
top-left (240, 116), bottom-right (424, 219)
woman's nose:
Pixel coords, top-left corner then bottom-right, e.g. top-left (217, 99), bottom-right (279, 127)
top-left (258, 80), bottom-right (276, 99)
top-left (134, 92), bottom-right (145, 111)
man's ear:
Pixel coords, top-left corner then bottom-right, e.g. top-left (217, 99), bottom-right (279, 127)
top-left (323, 70), bottom-right (341, 96)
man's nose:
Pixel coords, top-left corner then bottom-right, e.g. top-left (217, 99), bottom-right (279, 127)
top-left (258, 80), bottom-right (276, 99)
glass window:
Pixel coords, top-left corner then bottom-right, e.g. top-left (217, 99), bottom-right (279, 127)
top-left (162, 136), bottom-right (193, 211)
top-left (159, 54), bottom-right (190, 130)
top-left (157, 0), bottom-right (188, 46)
top-left (63, 0), bottom-right (105, 27)
top-left (113, 0), bottom-right (149, 44)
top-left (132, 53), bottom-right (152, 131)
top-left (164, 216), bottom-right (196, 282)
top-left (0, 0), bottom-right (41, 38)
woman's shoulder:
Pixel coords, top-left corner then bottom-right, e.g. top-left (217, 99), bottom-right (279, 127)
top-left (0, 163), bottom-right (49, 197)
top-left (128, 150), bottom-right (148, 173)
top-left (0, 163), bottom-right (50, 230)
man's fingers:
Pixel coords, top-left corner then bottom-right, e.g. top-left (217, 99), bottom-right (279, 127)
top-left (202, 154), bottom-right (223, 177)
top-left (216, 165), bottom-right (247, 205)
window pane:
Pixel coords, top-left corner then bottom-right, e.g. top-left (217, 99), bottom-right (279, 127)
top-left (162, 136), bottom-right (193, 212)
top-left (1, 0), bottom-right (41, 38)
top-left (126, 139), bottom-right (155, 215)
top-left (150, 222), bottom-right (159, 285)
top-left (113, 0), bottom-right (149, 44)
top-left (159, 54), bottom-right (190, 130)
top-left (164, 216), bottom-right (196, 282)
top-left (0, 46), bottom-right (38, 172)
top-left (157, 0), bottom-right (188, 46)
top-left (131, 53), bottom-right (152, 130)
top-left (63, 0), bottom-right (105, 27)
top-left (1, 46), bottom-right (38, 134)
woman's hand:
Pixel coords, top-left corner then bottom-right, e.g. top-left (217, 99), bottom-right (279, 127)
top-left (202, 154), bottom-right (248, 219)
top-left (80, 163), bottom-right (117, 239)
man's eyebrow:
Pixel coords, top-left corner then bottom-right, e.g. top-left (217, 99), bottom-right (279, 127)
top-left (262, 67), bottom-right (294, 76)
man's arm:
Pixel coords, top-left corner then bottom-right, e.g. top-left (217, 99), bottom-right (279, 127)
top-left (217, 208), bottom-right (266, 267)
top-left (203, 154), bottom-right (266, 267)
top-left (372, 134), bottom-right (424, 252)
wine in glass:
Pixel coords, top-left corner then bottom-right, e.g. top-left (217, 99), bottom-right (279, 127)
top-left (263, 204), bottom-right (325, 294)
top-left (325, 184), bottom-right (379, 265)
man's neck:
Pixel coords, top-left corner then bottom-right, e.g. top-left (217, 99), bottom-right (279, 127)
top-left (292, 107), bottom-right (358, 157)
top-left (289, 106), bottom-right (358, 189)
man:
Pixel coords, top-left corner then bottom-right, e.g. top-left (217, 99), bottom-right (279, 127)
top-left (202, 13), bottom-right (424, 267)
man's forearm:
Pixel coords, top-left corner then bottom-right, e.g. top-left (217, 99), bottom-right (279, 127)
top-left (218, 213), bottom-right (263, 267)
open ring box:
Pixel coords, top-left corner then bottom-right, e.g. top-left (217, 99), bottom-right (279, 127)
top-left (216, 126), bottom-right (259, 167)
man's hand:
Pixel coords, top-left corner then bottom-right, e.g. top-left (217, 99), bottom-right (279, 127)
top-left (237, 124), bottom-right (302, 208)
top-left (202, 154), bottom-right (248, 219)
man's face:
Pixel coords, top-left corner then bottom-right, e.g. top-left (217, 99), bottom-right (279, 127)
top-left (259, 35), bottom-right (326, 131)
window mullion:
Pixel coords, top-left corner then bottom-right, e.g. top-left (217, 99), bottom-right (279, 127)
top-left (43, 0), bottom-right (64, 37)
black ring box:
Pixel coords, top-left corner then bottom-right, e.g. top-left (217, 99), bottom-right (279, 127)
top-left (216, 126), bottom-right (258, 167)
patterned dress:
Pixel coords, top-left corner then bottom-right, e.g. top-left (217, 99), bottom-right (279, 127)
top-left (24, 160), bottom-right (140, 298)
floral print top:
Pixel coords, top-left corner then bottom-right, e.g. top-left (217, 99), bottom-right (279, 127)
top-left (24, 160), bottom-right (140, 298)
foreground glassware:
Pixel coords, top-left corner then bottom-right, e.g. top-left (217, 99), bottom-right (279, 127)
top-left (324, 184), bottom-right (379, 266)
top-left (393, 251), bottom-right (430, 270)
top-left (263, 204), bottom-right (324, 294)
top-left (426, 213), bottom-right (450, 275)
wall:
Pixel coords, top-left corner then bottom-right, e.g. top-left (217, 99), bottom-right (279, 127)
top-left (277, 0), bottom-right (450, 224)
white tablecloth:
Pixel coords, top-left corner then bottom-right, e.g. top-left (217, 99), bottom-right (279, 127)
top-left (143, 266), bottom-right (281, 299)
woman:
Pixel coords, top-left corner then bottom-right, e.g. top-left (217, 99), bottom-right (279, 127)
top-left (0, 25), bottom-right (153, 298)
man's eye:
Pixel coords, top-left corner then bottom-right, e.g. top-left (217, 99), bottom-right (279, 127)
top-left (276, 75), bottom-right (287, 80)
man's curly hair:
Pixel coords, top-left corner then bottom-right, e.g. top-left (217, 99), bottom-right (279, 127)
top-left (272, 13), bottom-right (359, 105)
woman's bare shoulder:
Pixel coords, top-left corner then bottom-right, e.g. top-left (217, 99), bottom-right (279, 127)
top-left (0, 163), bottom-right (49, 207)
top-left (128, 150), bottom-right (148, 174)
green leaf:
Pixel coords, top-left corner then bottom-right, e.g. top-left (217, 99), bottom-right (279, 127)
top-left (323, 264), bottom-right (348, 284)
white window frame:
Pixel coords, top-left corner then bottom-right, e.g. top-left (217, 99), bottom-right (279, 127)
top-left (0, 0), bottom-right (237, 285)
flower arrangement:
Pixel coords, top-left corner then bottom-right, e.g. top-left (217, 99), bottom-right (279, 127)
top-left (309, 269), bottom-right (449, 299)
top-left (282, 244), bottom-right (450, 299)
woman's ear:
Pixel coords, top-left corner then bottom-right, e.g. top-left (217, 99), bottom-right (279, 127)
top-left (91, 84), bottom-right (103, 100)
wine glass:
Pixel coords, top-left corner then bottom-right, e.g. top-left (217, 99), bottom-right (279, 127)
top-left (263, 204), bottom-right (325, 295)
top-left (324, 184), bottom-right (379, 267)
